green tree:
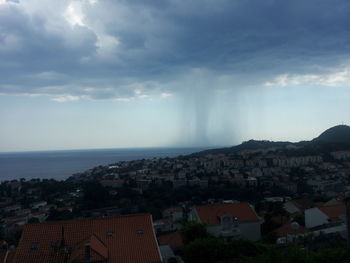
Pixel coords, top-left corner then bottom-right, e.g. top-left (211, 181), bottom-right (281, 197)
top-left (82, 181), bottom-right (108, 209)
top-left (180, 221), bottom-right (211, 244)
top-left (312, 248), bottom-right (350, 263)
top-left (183, 237), bottom-right (224, 263)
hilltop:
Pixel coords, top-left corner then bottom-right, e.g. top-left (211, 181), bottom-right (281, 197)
top-left (313, 125), bottom-right (350, 143)
top-left (194, 125), bottom-right (350, 156)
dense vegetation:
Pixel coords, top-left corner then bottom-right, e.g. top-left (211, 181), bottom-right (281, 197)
top-left (180, 222), bottom-right (350, 263)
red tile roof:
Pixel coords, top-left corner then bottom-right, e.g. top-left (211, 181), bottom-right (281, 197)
top-left (270, 216), bottom-right (289, 225)
top-left (195, 203), bottom-right (260, 225)
top-left (318, 204), bottom-right (346, 222)
top-left (12, 214), bottom-right (162, 263)
top-left (291, 199), bottom-right (313, 212)
top-left (275, 221), bottom-right (309, 237)
top-left (158, 232), bottom-right (183, 249)
top-left (69, 234), bottom-right (108, 262)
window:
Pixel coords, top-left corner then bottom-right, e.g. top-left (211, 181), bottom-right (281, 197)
top-left (31, 242), bottom-right (39, 250)
top-left (136, 230), bottom-right (144, 235)
top-left (106, 232), bottom-right (115, 237)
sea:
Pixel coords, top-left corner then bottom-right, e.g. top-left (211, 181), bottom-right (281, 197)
top-left (0, 147), bottom-right (208, 182)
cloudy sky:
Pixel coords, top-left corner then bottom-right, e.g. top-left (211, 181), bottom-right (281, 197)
top-left (1, 0), bottom-right (350, 152)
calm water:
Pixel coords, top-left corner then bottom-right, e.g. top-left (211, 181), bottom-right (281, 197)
top-left (0, 147), bottom-right (206, 181)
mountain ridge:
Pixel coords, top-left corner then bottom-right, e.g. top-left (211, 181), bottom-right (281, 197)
top-left (193, 125), bottom-right (350, 156)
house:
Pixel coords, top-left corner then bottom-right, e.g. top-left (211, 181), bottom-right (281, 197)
top-left (12, 214), bottom-right (162, 263)
top-left (173, 179), bottom-right (187, 188)
top-left (159, 245), bottom-right (184, 263)
top-left (3, 205), bottom-right (21, 214)
top-left (57, 206), bottom-right (74, 213)
top-left (30, 201), bottom-right (47, 210)
top-left (190, 203), bottom-right (262, 241)
top-left (42, 204), bottom-right (58, 212)
top-left (283, 199), bottom-right (313, 215)
top-left (100, 179), bottom-right (125, 188)
top-left (275, 221), bottom-right (309, 237)
top-left (305, 203), bottom-right (346, 229)
top-left (154, 218), bottom-right (180, 234)
top-left (157, 232), bottom-right (183, 251)
top-left (81, 206), bottom-right (120, 218)
top-left (30, 211), bottom-right (48, 223)
top-left (163, 207), bottom-right (183, 221)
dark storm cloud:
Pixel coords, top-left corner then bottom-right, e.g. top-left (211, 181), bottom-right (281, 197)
top-left (1, 0), bottom-right (350, 99)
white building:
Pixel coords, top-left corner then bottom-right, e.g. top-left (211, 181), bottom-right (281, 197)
top-left (30, 201), bottom-right (47, 210)
top-left (283, 199), bottom-right (313, 215)
top-left (305, 203), bottom-right (346, 229)
top-left (190, 203), bottom-right (262, 241)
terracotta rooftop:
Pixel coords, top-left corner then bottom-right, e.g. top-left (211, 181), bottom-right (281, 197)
top-left (158, 232), bottom-right (183, 249)
top-left (275, 221), bottom-right (309, 237)
top-left (12, 214), bottom-right (162, 263)
top-left (195, 203), bottom-right (260, 225)
top-left (270, 215), bottom-right (289, 225)
top-left (318, 204), bottom-right (346, 222)
top-left (291, 199), bottom-right (314, 211)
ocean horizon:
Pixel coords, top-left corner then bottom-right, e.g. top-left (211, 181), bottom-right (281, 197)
top-left (0, 147), bottom-right (210, 182)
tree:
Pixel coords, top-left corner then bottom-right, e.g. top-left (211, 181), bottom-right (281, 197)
top-left (47, 209), bottom-right (74, 221)
top-left (183, 237), bottom-right (224, 263)
top-left (312, 248), bottom-right (350, 263)
top-left (82, 181), bottom-right (108, 209)
top-left (180, 221), bottom-right (211, 244)
top-left (28, 218), bottom-right (40, 223)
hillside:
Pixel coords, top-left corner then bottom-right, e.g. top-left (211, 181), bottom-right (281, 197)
top-left (313, 125), bottom-right (350, 143)
top-left (194, 125), bottom-right (350, 156)
top-left (192, 140), bottom-right (292, 156)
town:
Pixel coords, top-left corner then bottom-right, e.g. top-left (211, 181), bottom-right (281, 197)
top-left (1, 125), bottom-right (350, 262)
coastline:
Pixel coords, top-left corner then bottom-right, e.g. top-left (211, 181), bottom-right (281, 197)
top-left (0, 147), bottom-right (210, 182)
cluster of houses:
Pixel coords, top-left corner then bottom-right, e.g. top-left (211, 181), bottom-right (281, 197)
top-left (0, 180), bottom-right (76, 245)
top-left (70, 147), bottom-right (350, 200)
top-left (2, 146), bottom-right (350, 262)
top-left (0, 201), bottom-right (264, 263)
top-left (266, 197), bottom-right (349, 244)
top-left (1, 193), bottom-right (350, 262)
top-left (2, 197), bottom-right (350, 263)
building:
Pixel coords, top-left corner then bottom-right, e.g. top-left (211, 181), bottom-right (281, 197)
top-left (190, 203), bottom-right (262, 241)
top-left (30, 201), bottom-right (48, 210)
top-left (162, 207), bottom-right (184, 222)
top-left (283, 199), bottom-right (313, 215)
top-left (12, 214), bottom-right (162, 263)
top-left (305, 203), bottom-right (346, 229)
top-left (275, 221), bottom-right (309, 237)
top-left (157, 232), bottom-right (183, 252)
top-left (100, 179), bottom-right (125, 188)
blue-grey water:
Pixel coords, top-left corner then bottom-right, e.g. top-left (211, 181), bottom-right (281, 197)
top-left (0, 147), bottom-right (207, 182)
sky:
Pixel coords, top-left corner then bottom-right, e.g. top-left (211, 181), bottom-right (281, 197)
top-left (1, 0), bottom-right (350, 152)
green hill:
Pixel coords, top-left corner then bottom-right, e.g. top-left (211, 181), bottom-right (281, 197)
top-left (313, 125), bottom-right (350, 143)
top-left (194, 125), bottom-right (350, 156)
